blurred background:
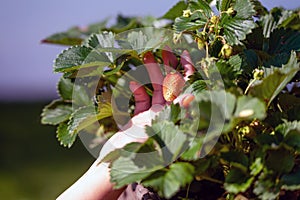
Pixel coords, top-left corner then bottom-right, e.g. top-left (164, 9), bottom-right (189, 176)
top-left (0, 0), bottom-right (299, 199)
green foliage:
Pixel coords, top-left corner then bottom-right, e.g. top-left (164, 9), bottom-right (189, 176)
top-left (142, 162), bottom-right (195, 198)
top-left (161, 1), bottom-right (188, 20)
top-left (249, 52), bottom-right (299, 106)
top-left (41, 100), bottom-right (72, 125)
top-left (42, 0), bottom-right (300, 199)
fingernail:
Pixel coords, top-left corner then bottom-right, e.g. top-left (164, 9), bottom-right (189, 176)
top-left (182, 94), bottom-right (195, 108)
top-left (129, 81), bottom-right (139, 91)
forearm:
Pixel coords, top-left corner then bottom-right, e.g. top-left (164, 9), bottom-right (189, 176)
top-left (56, 161), bottom-right (124, 200)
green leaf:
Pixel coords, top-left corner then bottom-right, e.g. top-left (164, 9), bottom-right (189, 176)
top-left (268, 28), bottom-right (300, 55)
top-left (234, 95), bottom-right (266, 120)
top-left (250, 157), bottom-right (264, 176)
top-left (194, 90), bottom-right (266, 135)
top-left (216, 0), bottom-right (234, 12)
top-left (265, 148), bottom-right (294, 174)
top-left (224, 167), bottom-right (254, 194)
top-left (216, 58), bottom-right (241, 82)
top-left (173, 0), bottom-right (212, 33)
top-left (195, 90), bottom-right (236, 120)
top-left (275, 120), bottom-right (300, 136)
top-left (110, 142), bottom-right (164, 188)
top-left (41, 27), bottom-right (83, 46)
top-left (87, 32), bottom-right (122, 62)
top-left (190, 80), bottom-right (208, 93)
top-left (249, 0), bottom-right (268, 16)
top-left (83, 19), bottom-right (109, 35)
top-left (142, 162), bottom-right (195, 198)
top-left (117, 29), bottom-right (169, 55)
top-left (276, 121), bottom-right (300, 151)
top-left (260, 8), bottom-right (294, 38)
top-left (280, 12), bottom-right (300, 30)
top-left (126, 31), bottom-right (148, 54)
top-left (41, 100), bottom-right (72, 125)
top-left (146, 121), bottom-right (188, 164)
top-left (99, 142), bottom-right (143, 163)
top-left (54, 46), bottom-right (91, 72)
top-left (281, 169), bottom-right (300, 190)
top-left (57, 77), bottom-right (73, 100)
top-left (193, 157), bottom-right (212, 175)
top-left (220, 0), bottom-right (256, 45)
top-left (67, 104), bottom-right (112, 136)
top-left (108, 15), bottom-right (139, 33)
top-left (152, 103), bottom-right (181, 124)
top-left (174, 16), bottom-right (206, 33)
top-left (253, 172), bottom-right (280, 200)
top-left (221, 151), bottom-right (249, 169)
top-left (180, 137), bottom-right (203, 161)
top-left (41, 19), bottom-right (109, 46)
top-left (71, 83), bottom-right (91, 106)
top-left (56, 122), bottom-right (77, 147)
top-left (161, 1), bottom-right (188, 20)
top-left (54, 46), bottom-right (111, 73)
top-left (250, 52), bottom-right (299, 106)
top-left (284, 130), bottom-right (300, 152)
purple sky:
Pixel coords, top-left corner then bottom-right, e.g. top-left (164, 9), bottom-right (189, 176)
top-left (0, 0), bottom-right (299, 101)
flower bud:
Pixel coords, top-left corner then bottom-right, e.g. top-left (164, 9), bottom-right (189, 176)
top-left (253, 69), bottom-right (264, 80)
top-left (183, 9), bottom-right (192, 18)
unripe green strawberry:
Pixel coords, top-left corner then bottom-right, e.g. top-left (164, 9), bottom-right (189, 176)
top-left (196, 32), bottom-right (207, 50)
top-left (220, 43), bottom-right (233, 58)
top-left (197, 38), bottom-right (206, 50)
top-left (253, 69), bottom-right (264, 80)
top-left (163, 72), bottom-right (185, 102)
top-left (210, 15), bottom-right (219, 24)
top-left (226, 7), bottom-right (237, 16)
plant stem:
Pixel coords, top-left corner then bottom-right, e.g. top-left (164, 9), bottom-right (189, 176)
top-left (244, 79), bottom-right (256, 94)
top-left (199, 175), bottom-right (223, 184)
top-left (185, 183), bottom-right (191, 199)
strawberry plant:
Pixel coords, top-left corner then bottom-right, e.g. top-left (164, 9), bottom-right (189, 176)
top-left (41, 0), bottom-right (300, 199)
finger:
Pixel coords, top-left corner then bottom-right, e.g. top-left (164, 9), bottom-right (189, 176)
top-left (143, 52), bottom-right (165, 105)
top-left (129, 81), bottom-right (151, 115)
top-left (162, 45), bottom-right (178, 73)
top-left (181, 50), bottom-right (195, 81)
top-left (173, 94), bottom-right (195, 108)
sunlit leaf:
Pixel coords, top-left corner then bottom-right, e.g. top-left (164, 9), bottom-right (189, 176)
top-left (41, 100), bottom-right (72, 125)
top-left (56, 122), bottom-right (77, 148)
top-left (250, 52), bottom-right (299, 106)
top-left (174, 0), bottom-right (212, 33)
top-left (142, 162), bottom-right (195, 198)
top-left (41, 27), bottom-right (83, 46)
top-left (57, 77), bottom-right (73, 100)
top-left (54, 46), bottom-right (111, 73)
top-left (146, 121), bottom-right (188, 164)
top-left (110, 141), bottom-right (164, 188)
top-left (220, 0), bottom-right (256, 45)
top-left (67, 104), bottom-right (112, 137)
top-left (161, 1), bottom-right (188, 20)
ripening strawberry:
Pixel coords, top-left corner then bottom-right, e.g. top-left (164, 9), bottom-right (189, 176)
top-left (163, 72), bottom-right (185, 102)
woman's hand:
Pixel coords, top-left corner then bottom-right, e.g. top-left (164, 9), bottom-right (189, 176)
top-left (56, 47), bottom-right (195, 200)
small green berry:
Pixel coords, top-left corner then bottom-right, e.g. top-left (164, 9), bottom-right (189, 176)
top-left (197, 38), bottom-right (206, 50)
top-left (210, 15), bottom-right (219, 24)
top-left (220, 44), bottom-right (233, 58)
top-left (226, 7), bottom-right (237, 16)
